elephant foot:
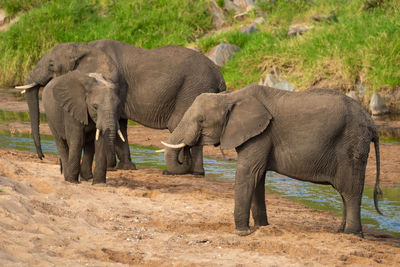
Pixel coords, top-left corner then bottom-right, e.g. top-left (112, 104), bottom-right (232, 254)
top-left (65, 177), bottom-right (80, 184)
top-left (235, 228), bottom-right (254, 236)
top-left (92, 182), bottom-right (107, 187)
top-left (116, 161), bottom-right (137, 170)
top-left (80, 174), bottom-right (93, 182)
top-left (192, 171), bottom-right (205, 177)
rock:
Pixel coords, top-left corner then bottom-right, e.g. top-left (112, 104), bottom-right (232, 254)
top-left (240, 23), bottom-right (258, 34)
top-left (310, 11), bottom-right (338, 23)
top-left (273, 81), bottom-right (295, 92)
top-left (259, 68), bottom-right (295, 92)
top-left (346, 91), bottom-right (361, 103)
top-left (206, 43), bottom-right (241, 67)
top-left (0, 9), bottom-right (6, 26)
top-left (225, 0), bottom-right (256, 12)
top-left (209, 1), bottom-right (226, 29)
top-left (370, 93), bottom-right (389, 115)
top-left (288, 24), bottom-right (314, 37)
top-left (254, 17), bottom-right (265, 25)
top-left (259, 73), bottom-right (276, 87)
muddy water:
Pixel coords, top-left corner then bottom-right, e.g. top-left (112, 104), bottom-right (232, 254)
top-left (0, 130), bottom-right (399, 237)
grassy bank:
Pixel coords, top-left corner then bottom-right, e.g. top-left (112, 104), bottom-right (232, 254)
top-left (197, 0), bottom-right (400, 93)
top-left (0, 0), bottom-right (399, 95)
top-left (0, 0), bottom-right (212, 85)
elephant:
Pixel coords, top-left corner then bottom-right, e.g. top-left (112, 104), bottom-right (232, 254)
top-left (16, 39), bottom-right (226, 175)
top-left (161, 84), bottom-right (383, 237)
top-left (41, 70), bottom-right (124, 184)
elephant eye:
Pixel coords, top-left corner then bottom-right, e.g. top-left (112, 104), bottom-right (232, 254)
top-left (92, 104), bottom-right (98, 110)
top-left (198, 118), bottom-right (204, 124)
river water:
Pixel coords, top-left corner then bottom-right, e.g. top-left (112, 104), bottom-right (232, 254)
top-left (0, 130), bottom-right (399, 237)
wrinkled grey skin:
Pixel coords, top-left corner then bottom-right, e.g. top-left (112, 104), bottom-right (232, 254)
top-left (164, 85), bottom-right (382, 237)
top-left (42, 71), bottom-right (121, 184)
top-left (22, 42), bottom-right (124, 168)
top-left (21, 39), bottom-right (225, 175)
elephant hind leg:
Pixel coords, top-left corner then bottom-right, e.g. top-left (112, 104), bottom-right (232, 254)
top-left (251, 172), bottom-right (268, 227)
top-left (80, 136), bottom-right (94, 181)
top-left (334, 160), bottom-right (366, 237)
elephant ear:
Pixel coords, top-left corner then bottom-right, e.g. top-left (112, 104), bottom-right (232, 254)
top-left (220, 96), bottom-right (272, 150)
top-left (53, 72), bottom-right (88, 125)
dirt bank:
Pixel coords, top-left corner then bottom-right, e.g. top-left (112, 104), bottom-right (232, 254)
top-left (0, 148), bottom-right (399, 266)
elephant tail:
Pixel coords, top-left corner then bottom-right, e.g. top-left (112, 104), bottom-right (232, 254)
top-left (372, 135), bottom-right (383, 215)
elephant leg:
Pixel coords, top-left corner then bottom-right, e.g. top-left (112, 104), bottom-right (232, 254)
top-left (54, 137), bottom-right (69, 178)
top-left (234, 132), bottom-right (270, 236)
top-left (64, 121), bottom-right (85, 184)
top-left (65, 141), bottom-right (83, 184)
top-left (334, 159), bottom-right (366, 237)
top-left (93, 135), bottom-right (107, 184)
top-left (80, 136), bottom-right (94, 181)
top-left (115, 119), bottom-right (136, 170)
top-left (251, 172), bottom-right (268, 228)
top-left (190, 145), bottom-right (204, 175)
top-left (337, 194), bottom-right (347, 233)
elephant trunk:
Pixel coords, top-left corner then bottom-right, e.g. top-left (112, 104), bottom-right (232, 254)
top-left (103, 125), bottom-right (117, 168)
top-left (163, 124), bottom-right (193, 174)
top-left (25, 85), bottom-right (44, 159)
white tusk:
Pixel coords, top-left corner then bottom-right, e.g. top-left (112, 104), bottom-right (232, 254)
top-left (15, 82), bottom-right (37, 89)
top-left (155, 149), bottom-right (165, 153)
top-left (96, 129), bottom-right (100, 141)
top-left (117, 129), bottom-right (125, 142)
top-left (161, 141), bottom-right (186, 149)
top-left (21, 90), bottom-right (26, 94)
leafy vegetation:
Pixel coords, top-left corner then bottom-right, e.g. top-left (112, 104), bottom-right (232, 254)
top-left (0, 0), bottom-right (399, 95)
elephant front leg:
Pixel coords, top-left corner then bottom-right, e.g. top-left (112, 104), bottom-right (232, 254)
top-left (115, 119), bottom-right (137, 170)
top-left (65, 142), bottom-right (83, 184)
top-left (80, 136), bottom-right (94, 181)
top-left (251, 173), bottom-right (268, 228)
top-left (234, 137), bottom-right (270, 236)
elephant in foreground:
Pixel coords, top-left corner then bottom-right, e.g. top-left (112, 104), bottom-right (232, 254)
top-left (161, 85), bottom-right (382, 237)
top-left (16, 39), bottom-right (226, 175)
top-left (42, 70), bottom-right (123, 184)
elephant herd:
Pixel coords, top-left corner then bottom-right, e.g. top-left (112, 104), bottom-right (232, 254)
top-left (16, 39), bottom-right (382, 237)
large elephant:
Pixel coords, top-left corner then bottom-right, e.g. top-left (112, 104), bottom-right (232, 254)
top-left (42, 70), bottom-right (123, 184)
top-left (161, 85), bottom-right (382, 237)
top-left (16, 39), bottom-right (226, 175)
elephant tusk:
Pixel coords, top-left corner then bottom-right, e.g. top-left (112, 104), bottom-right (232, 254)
top-left (96, 129), bottom-right (100, 141)
top-left (155, 149), bottom-right (165, 153)
top-left (161, 141), bottom-right (186, 149)
top-left (118, 129), bottom-right (125, 142)
top-left (21, 90), bottom-right (26, 94)
top-left (15, 82), bottom-right (37, 89)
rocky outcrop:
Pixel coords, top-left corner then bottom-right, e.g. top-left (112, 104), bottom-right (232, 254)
top-left (206, 43), bottom-right (241, 67)
top-left (288, 24), bottom-right (314, 37)
top-left (208, 1), bottom-right (227, 29)
top-left (259, 68), bottom-right (295, 92)
top-left (370, 93), bottom-right (389, 116)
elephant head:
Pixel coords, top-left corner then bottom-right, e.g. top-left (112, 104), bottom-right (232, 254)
top-left (50, 70), bottom-right (124, 165)
top-left (161, 91), bottom-right (272, 174)
top-left (16, 42), bottom-right (121, 159)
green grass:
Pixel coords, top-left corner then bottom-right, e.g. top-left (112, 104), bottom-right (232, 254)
top-left (0, 0), bottom-right (213, 85)
top-left (197, 0), bottom-right (400, 93)
top-left (0, 0), bottom-right (399, 96)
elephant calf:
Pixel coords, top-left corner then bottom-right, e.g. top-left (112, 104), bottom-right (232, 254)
top-left (162, 84), bottom-right (382, 237)
top-left (42, 70), bottom-right (124, 184)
